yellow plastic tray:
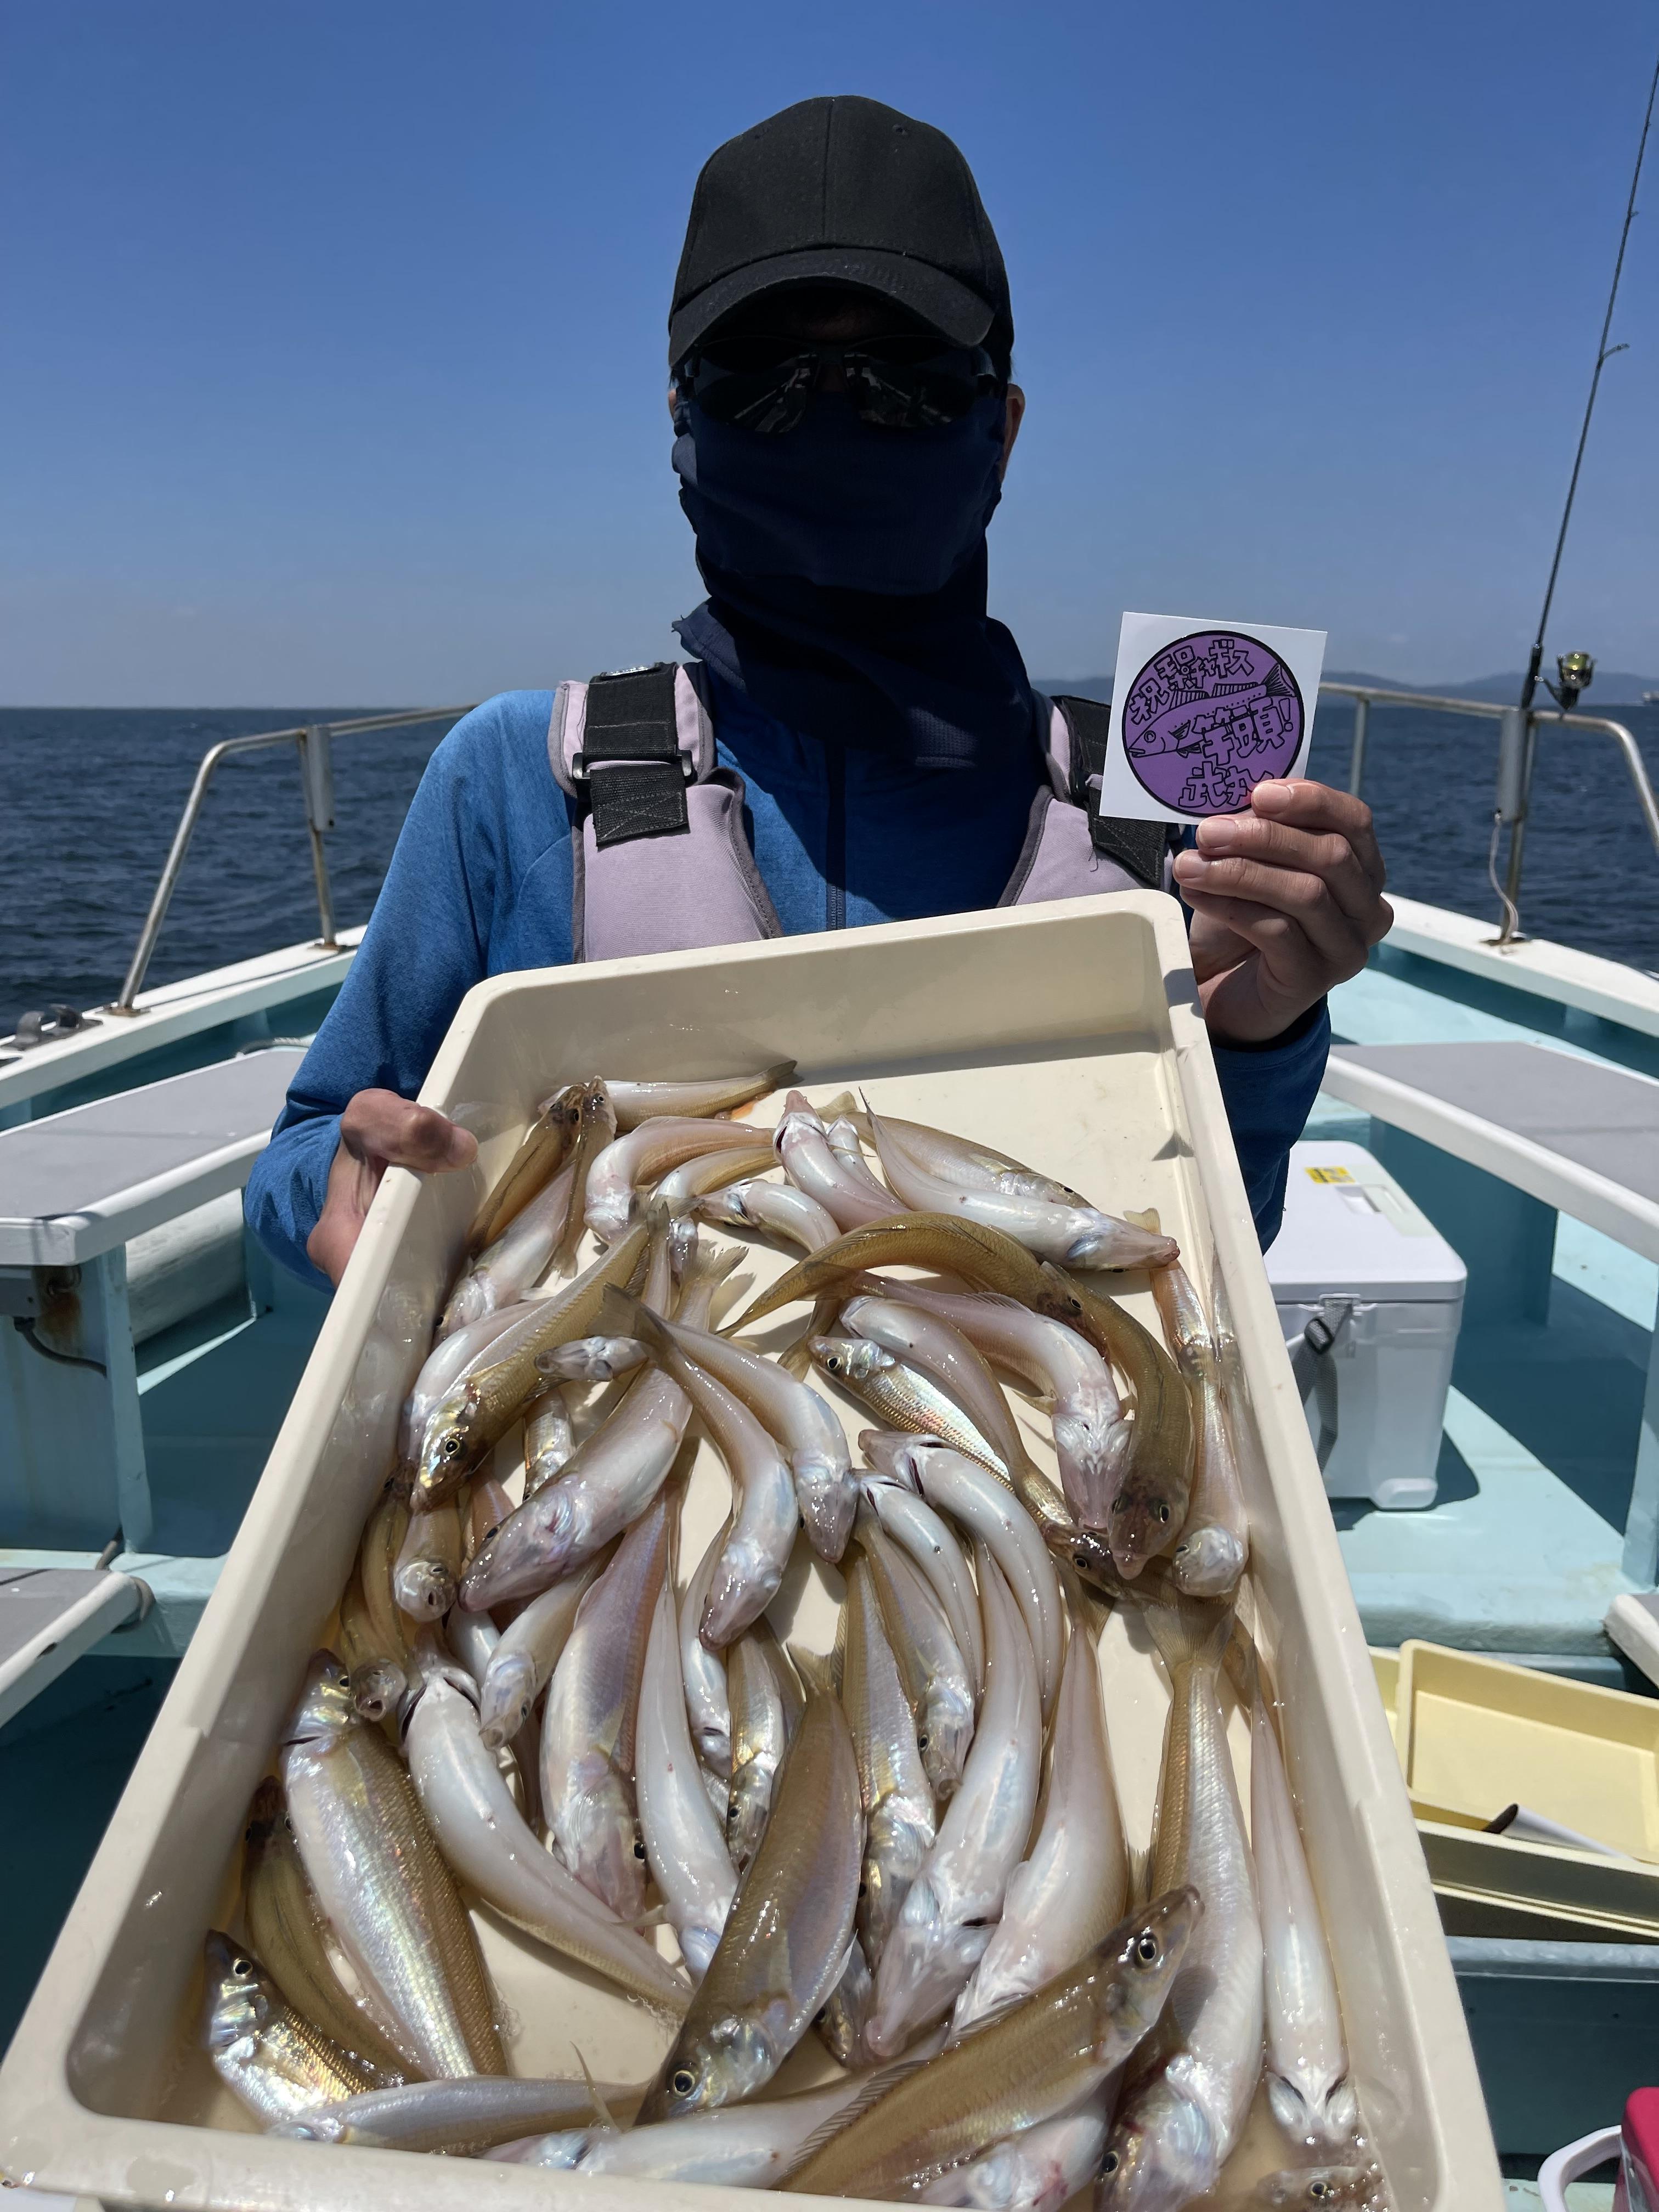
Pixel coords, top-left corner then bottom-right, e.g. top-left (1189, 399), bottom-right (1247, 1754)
top-left (1397, 1640), bottom-right (1659, 1864)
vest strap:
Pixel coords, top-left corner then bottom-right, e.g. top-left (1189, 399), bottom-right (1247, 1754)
top-left (575, 663), bottom-right (691, 848)
top-left (1051, 693), bottom-right (1173, 891)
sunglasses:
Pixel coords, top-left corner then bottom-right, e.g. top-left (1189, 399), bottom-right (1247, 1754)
top-left (675, 332), bottom-right (1002, 436)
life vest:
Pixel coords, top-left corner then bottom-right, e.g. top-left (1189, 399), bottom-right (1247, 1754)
top-left (546, 661), bottom-right (1172, 964)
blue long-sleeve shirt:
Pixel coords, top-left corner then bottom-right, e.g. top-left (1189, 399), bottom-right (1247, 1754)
top-left (245, 674), bottom-right (1330, 1287)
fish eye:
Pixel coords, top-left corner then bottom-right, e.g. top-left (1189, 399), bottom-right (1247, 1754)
top-left (857, 1880), bottom-right (867, 1897)
top-left (633, 1837), bottom-right (647, 1860)
top-left (1134, 1933), bottom-right (1160, 1964)
top-left (1073, 1550), bottom-right (1090, 1569)
top-left (233, 1956), bottom-right (253, 1976)
top-left (441, 1432), bottom-right (463, 1458)
top-left (1101, 2152), bottom-right (1119, 2176)
top-left (917, 1732), bottom-right (929, 1751)
top-left (672, 2068), bottom-right (697, 2097)
top-left (828, 1357), bottom-right (843, 1373)
top-left (1112, 1497), bottom-right (1129, 1515)
top-left (1157, 1503), bottom-right (1170, 1523)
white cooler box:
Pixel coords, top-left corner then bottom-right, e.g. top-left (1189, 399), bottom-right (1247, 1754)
top-left (1267, 1140), bottom-right (1466, 1511)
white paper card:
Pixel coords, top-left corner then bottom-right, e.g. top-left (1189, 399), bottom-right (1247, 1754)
top-left (1096, 612), bottom-right (1327, 823)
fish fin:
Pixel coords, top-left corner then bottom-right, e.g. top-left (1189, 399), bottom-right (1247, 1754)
top-left (1126, 1840), bottom-right (1153, 1910)
top-left (764, 1059), bottom-right (799, 1094)
top-left (1124, 1206), bottom-right (1162, 1235)
top-left (788, 1641), bottom-right (842, 1700)
top-left (781, 2025), bottom-right (948, 2178)
top-left (572, 2044), bottom-right (619, 2133)
top-left (1142, 1588), bottom-right (1233, 1677)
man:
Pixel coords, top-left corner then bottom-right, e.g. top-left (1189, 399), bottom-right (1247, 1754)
top-left (246, 94), bottom-right (1391, 1289)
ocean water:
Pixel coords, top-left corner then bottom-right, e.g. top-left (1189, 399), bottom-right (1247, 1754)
top-left (3, 696), bottom-right (1658, 1037)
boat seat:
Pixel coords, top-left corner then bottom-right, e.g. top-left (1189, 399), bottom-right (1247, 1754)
top-left (0, 1047), bottom-right (304, 1564)
top-left (1321, 1040), bottom-right (1659, 1263)
top-left (1321, 1039), bottom-right (1659, 1588)
top-left (0, 1046), bottom-right (304, 1269)
top-left (0, 1566), bottom-right (146, 1732)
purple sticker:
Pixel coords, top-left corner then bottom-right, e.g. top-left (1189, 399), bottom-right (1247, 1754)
top-left (1119, 630), bottom-right (1305, 816)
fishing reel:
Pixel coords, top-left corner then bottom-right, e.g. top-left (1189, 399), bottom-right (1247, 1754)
top-left (1545, 651), bottom-right (1595, 712)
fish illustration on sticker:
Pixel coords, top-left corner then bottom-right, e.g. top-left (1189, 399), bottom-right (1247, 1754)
top-left (1096, 613), bottom-right (1327, 824)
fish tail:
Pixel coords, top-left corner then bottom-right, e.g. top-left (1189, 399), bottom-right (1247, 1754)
top-left (1143, 1589), bottom-right (1233, 1677)
top-left (763, 1059), bottom-right (798, 1094)
top-left (790, 1642), bottom-right (841, 1699)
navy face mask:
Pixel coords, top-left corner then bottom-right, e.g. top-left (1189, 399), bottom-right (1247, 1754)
top-left (672, 392), bottom-right (1039, 772)
top-left (673, 392), bottom-right (1006, 595)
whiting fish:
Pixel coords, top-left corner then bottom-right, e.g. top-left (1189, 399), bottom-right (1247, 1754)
top-left (392, 1494), bottom-right (464, 1619)
top-left (602, 1062), bottom-right (795, 1131)
top-left (775, 1090), bottom-right (901, 1232)
top-left (441, 1155), bottom-right (578, 1335)
top-left (241, 1778), bottom-right (410, 2080)
top-left (1252, 1690), bottom-right (1358, 2151)
top-left (201, 1931), bottom-right (376, 2127)
top-left (524, 1382), bottom-right (577, 1491)
top-left (404, 1668), bottom-right (688, 2010)
top-left (475, 1557), bottom-right (603, 1749)
top-left (1097, 1595), bottom-right (1263, 2210)
top-left (857, 1452), bottom-right (985, 1698)
top-left (1149, 1250), bottom-right (1249, 1596)
top-left (729, 1213), bottom-right (1062, 1333)
top-left (413, 1212), bottom-right (653, 1505)
top-left (865, 1104), bottom-right (1178, 1272)
top-left (550, 1078), bottom-right (618, 1274)
top-left (614, 1289), bottom-right (856, 1562)
top-left (636, 1572), bottom-right (737, 1980)
top-left (856, 1505), bottom-right (975, 1802)
top-left (695, 1177), bottom-right (842, 1256)
top-left (491, 2072), bottom-right (871, 2185)
top-left (639, 1681), bottom-right (862, 2120)
top-left (952, 1622), bottom-right (1126, 2035)
top-left (280, 1652), bottom-right (503, 2078)
top-left (867, 1551), bottom-right (1042, 2057)
top-left (725, 1621), bottom-right (804, 1874)
top-left (540, 1490), bottom-right (671, 1918)
top-left (680, 1521), bottom-right (733, 1772)
top-left (811, 1335), bottom-right (1009, 1481)
top-left (842, 1550), bottom-right (936, 1968)
top-left (919, 2099), bottom-right (1112, 2211)
top-left (846, 1109), bottom-right (1088, 1211)
top-left (786, 1889), bottom-right (1200, 2198)
top-left (586, 1114), bottom-right (778, 1246)
top-left (278, 2070), bottom-right (634, 2152)
top-left (399, 1303), bottom-right (528, 1468)
top-left (1037, 1265), bottom-right (1195, 1577)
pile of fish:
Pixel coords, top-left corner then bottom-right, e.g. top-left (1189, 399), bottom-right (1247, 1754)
top-left (206, 1068), bottom-right (1389, 2209)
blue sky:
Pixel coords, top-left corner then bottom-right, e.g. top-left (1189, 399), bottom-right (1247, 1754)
top-left (3, 0), bottom-right (1657, 703)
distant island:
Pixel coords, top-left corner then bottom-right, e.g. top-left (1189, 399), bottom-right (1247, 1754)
top-left (1038, 669), bottom-right (1659, 707)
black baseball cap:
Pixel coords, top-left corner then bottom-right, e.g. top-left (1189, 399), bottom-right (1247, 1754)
top-left (669, 95), bottom-right (1013, 367)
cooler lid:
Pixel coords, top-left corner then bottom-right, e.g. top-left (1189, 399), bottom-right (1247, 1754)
top-left (1265, 1141), bottom-right (1468, 1304)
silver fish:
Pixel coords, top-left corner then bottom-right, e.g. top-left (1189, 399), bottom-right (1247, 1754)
top-left (843, 1550), bottom-right (936, 1967)
top-left (280, 1652), bottom-right (503, 2078)
top-left (919, 2098), bottom-right (1113, 2211)
top-left (405, 1670), bottom-right (689, 2011)
top-left (811, 1335), bottom-right (1010, 1481)
top-left (1151, 1256), bottom-right (1250, 1596)
top-left (1252, 1691), bottom-right (1358, 2151)
top-left (952, 1621), bottom-right (1127, 2034)
top-left (540, 1489), bottom-right (671, 1917)
top-left (726, 1623), bottom-right (804, 1875)
top-left (876, 1433), bottom-right (1064, 1720)
top-left (867, 1551), bottom-right (1042, 2057)
top-left (636, 1572), bottom-right (736, 1980)
top-left (400, 1302), bottom-right (531, 1468)
top-left (201, 1929), bottom-right (375, 2128)
top-left (869, 1277), bottom-right (1130, 1531)
top-left (817, 1934), bottom-right (878, 2068)
top-left (1097, 1597), bottom-right (1263, 2211)
top-left (617, 1293), bottom-right (855, 1562)
top-left (524, 1383), bottom-right (577, 1491)
top-left (856, 1505), bottom-right (976, 1802)
top-left (278, 2071), bottom-right (631, 2151)
top-left (696, 1177), bottom-right (843, 1255)
top-left (602, 1063), bottom-right (795, 1130)
top-left (672, 1358), bottom-right (797, 1649)
top-left (440, 1156), bottom-right (578, 1335)
top-left (775, 1090), bottom-right (901, 1232)
top-left (681, 1521), bottom-right (733, 1773)
top-left (491, 2073), bottom-right (871, 2184)
top-left (638, 1683), bottom-right (863, 2120)
top-left (858, 1455), bottom-right (986, 1699)
top-left (475, 1558), bottom-right (603, 1749)
top-left (846, 1109), bottom-right (1089, 1210)
top-left (536, 1333), bottom-right (650, 1383)
top-left (587, 1115), bottom-right (777, 1244)
top-left (392, 1493), bottom-right (464, 1619)
top-left (866, 1104), bottom-right (1178, 1271)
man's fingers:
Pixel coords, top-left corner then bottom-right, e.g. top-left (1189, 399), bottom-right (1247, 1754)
top-left (340, 1088), bottom-right (478, 1173)
top-left (1244, 779), bottom-right (1386, 892)
top-left (1192, 813), bottom-right (1386, 934)
top-left (1173, 853), bottom-right (1372, 973)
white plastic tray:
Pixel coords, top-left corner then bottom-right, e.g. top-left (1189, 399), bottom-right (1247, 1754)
top-left (0, 894), bottom-right (1501, 2210)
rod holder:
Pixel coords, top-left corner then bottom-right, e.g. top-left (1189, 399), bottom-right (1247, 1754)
top-left (1494, 708), bottom-right (1529, 825)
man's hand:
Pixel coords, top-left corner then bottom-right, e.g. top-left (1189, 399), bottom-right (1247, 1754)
top-left (306, 1089), bottom-right (478, 1288)
top-left (1171, 779), bottom-right (1392, 1046)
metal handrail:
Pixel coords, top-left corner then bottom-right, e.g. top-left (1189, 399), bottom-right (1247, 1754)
top-left (1319, 680), bottom-right (1659, 945)
top-left (108, 706), bottom-right (473, 1015)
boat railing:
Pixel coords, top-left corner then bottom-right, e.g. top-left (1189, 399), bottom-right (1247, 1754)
top-left (1321, 680), bottom-right (1659, 945)
top-left (108, 707), bottom-right (474, 1016)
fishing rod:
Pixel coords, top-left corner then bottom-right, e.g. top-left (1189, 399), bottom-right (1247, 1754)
top-left (1520, 42), bottom-right (1659, 715)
